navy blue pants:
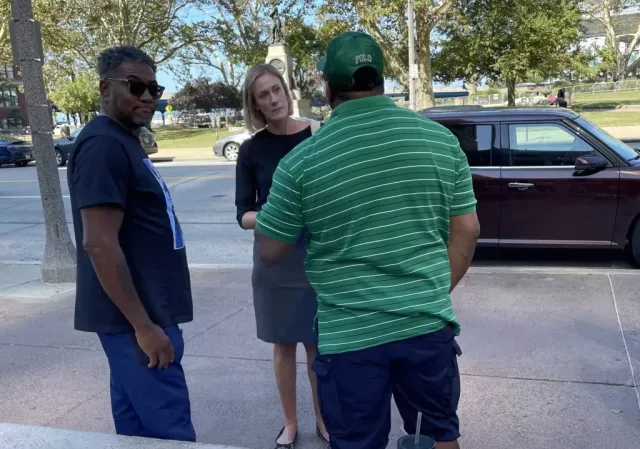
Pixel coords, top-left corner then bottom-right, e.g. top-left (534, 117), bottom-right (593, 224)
top-left (313, 326), bottom-right (462, 449)
top-left (98, 326), bottom-right (196, 442)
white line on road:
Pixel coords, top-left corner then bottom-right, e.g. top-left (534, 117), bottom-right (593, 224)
top-left (0, 196), bottom-right (70, 199)
top-left (0, 174), bottom-right (233, 184)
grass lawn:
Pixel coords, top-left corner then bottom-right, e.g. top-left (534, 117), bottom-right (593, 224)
top-left (152, 126), bottom-right (234, 149)
top-left (571, 90), bottom-right (640, 110)
top-left (580, 111), bottom-right (640, 127)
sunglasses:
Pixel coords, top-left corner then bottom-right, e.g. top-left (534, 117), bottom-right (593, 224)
top-left (105, 78), bottom-right (165, 100)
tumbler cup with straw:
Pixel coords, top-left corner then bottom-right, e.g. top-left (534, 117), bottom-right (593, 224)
top-left (397, 412), bottom-right (436, 449)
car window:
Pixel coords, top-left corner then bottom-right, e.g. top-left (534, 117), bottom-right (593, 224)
top-left (70, 127), bottom-right (83, 138)
top-left (508, 123), bottom-right (596, 167)
top-left (444, 124), bottom-right (495, 167)
top-left (576, 116), bottom-right (639, 162)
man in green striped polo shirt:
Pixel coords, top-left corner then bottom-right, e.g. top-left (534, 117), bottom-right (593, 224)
top-left (255, 31), bottom-right (480, 449)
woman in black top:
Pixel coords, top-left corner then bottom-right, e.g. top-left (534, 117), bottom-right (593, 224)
top-left (235, 64), bottom-right (328, 448)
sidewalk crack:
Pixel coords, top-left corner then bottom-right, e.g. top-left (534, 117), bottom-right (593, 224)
top-left (184, 303), bottom-right (251, 343)
top-left (607, 274), bottom-right (640, 412)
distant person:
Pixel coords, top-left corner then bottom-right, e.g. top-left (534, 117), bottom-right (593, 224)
top-left (235, 63), bottom-right (328, 448)
top-left (255, 32), bottom-right (480, 449)
top-left (67, 46), bottom-right (196, 442)
top-left (557, 88), bottom-right (567, 108)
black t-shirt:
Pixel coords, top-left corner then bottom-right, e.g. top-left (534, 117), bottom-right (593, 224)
top-left (235, 126), bottom-right (312, 227)
top-left (68, 116), bottom-right (193, 333)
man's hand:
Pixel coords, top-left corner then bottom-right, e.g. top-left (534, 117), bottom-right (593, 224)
top-left (135, 324), bottom-right (175, 369)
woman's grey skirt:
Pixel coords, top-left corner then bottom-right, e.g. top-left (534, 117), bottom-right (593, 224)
top-left (251, 234), bottom-right (317, 344)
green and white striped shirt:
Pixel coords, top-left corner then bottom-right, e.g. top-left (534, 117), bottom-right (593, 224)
top-left (256, 95), bottom-right (477, 355)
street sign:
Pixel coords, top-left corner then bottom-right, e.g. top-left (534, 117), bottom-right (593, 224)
top-left (409, 64), bottom-right (419, 79)
top-left (165, 105), bottom-right (173, 112)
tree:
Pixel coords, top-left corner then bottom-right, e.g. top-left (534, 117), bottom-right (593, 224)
top-left (49, 73), bottom-right (101, 124)
top-left (43, 0), bottom-right (215, 70)
top-left (318, 0), bottom-right (456, 108)
top-left (184, 0), bottom-right (323, 96)
top-left (170, 78), bottom-right (241, 112)
top-left (582, 0), bottom-right (640, 81)
top-left (11, 0), bottom-right (76, 283)
top-left (434, 0), bottom-right (583, 106)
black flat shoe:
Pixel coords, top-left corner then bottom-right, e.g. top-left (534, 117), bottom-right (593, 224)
top-left (317, 426), bottom-right (330, 445)
top-left (274, 426), bottom-right (298, 449)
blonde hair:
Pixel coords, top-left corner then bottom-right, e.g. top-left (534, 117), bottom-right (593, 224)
top-left (242, 64), bottom-right (294, 133)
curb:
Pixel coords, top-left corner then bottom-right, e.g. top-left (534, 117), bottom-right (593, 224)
top-left (0, 423), bottom-right (247, 449)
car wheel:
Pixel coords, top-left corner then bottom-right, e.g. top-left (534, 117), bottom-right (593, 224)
top-left (223, 142), bottom-right (240, 161)
top-left (55, 149), bottom-right (67, 167)
top-left (629, 220), bottom-right (640, 266)
top-left (15, 161), bottom-right (29, 167)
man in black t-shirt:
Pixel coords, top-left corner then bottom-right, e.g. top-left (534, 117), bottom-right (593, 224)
top-left (67, 46), bottom-right (195, 442)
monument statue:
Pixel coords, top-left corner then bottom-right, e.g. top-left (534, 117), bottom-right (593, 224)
top-left (264, 1), bottom-right (313, 117)
top-left (270, 1), bottom-right (284, 44)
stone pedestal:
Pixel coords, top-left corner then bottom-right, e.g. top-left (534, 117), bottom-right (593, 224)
top-left (265, 43), bottom-right (314, 118)
top-left (266, 44), bottom-right (294, 91)
top-left (292, 98), bottom-right (312, 118)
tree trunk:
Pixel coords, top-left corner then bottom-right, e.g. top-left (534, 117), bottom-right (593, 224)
top-left (506, 78), bottom-right (516, 106)
top-left (416, 27), bottom-right (434, 109)
top-left (617, 53), bottom-right (628, 82)
top-left (10, 0), bottom-right (76, 283)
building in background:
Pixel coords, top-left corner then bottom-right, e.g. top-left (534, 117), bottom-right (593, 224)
top-left (0, 66), bottom-right (29, 131)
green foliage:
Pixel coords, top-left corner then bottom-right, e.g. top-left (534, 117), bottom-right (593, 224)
top-left (49, 73), bottom-right (101, 115)
top-left (318, 0), bottom-right (456, 108)
top-left (1, 0), bottom-right (70, 66)
top-left (170, 78), bottom-right (241, 112)
top-left (184, 0), bottom-right (323, 95)
top-left (39, 0), bottom-right (213, 70)
top-left (434, 0), bottom-right (583, 105)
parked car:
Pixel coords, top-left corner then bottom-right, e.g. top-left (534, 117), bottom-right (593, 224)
top-left (213, 116), bottom-right (319, 161)
top-left (0, 138), bottom-right (34, 167)
top-left (54, 125), bottom-right (158, 167)
top-left (420, 106), bottom-right (640, 263)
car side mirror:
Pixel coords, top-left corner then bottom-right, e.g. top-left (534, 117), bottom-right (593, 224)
top-left (574, 155), bottom-right (608, 177)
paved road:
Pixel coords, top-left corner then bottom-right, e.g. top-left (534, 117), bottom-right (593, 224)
top-left (0, 160), bottom-right (636, 269)
top-left (0, 160), bottom-right (252, 265)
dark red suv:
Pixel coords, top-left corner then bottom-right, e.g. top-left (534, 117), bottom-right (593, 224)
top-left (421, 107), bottom-right (640, 264)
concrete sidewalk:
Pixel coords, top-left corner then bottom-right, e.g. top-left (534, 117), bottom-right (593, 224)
top-left (0, 265), bottom-right (639, 448)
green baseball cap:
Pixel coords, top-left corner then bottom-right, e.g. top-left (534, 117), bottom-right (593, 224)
top-left (317, 31), bottom-right (384, 92)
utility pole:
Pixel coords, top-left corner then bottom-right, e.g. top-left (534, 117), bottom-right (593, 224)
top-left (408, 0), bottom-right (417, 111)
top-left (10, 0), bottom-right (76, 283)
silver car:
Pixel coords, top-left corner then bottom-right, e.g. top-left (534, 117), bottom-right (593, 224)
top-left (213, 117), bottom-right (321, 162)
top-left (213, 130), bottom-right (250, 161)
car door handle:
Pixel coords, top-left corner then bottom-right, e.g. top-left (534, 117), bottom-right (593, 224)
top-left (508, 182), bottom-right (535, 190)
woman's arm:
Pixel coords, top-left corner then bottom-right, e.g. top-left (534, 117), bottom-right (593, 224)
top-left (235, 141), bottom-right (258, 230)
